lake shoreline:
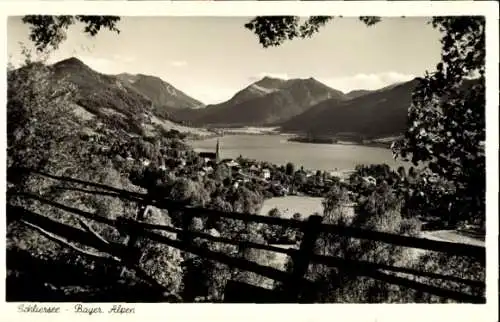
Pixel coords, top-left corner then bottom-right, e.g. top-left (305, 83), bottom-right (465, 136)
top-left (190, 128), bottom-right (395, 150)
top-left (287, 137), bottom-right (394, 150)
top-left (189, 133), bottom-right (407, 173)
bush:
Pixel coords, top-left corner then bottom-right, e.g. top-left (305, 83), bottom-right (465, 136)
top-left (289, 185), bottom-right (423, 303)
top-left (136, 207), bottom-right (183, 293)
top-left (392, 252), bottom-right (485, 303)
top-left (399, 217), bottom-right (422, 237)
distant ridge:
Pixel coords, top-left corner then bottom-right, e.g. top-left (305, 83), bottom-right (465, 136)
top-left (279, 78), bottom-right (479, 139)
top-left (116, 73), bottom-right (205, 110)
top-left (169, 76), bottom-right (346, 127)
top-left (12, 57), bottom-right (211, 137)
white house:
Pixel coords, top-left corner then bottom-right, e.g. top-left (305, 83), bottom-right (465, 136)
top-left (208, 228), bottom-right (220, 238)
top-left (202, 166), bottom-right (214, 174)
top-left (262, 168), bottom-right (271, 180)
top-left (226, 160), bottom-right (240, 168)
top-left (363, 176), bottom-right (377, 185)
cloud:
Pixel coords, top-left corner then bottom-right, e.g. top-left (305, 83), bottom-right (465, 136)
top-left (318, 72), bottom-right (415, 93)
top-left (258, 72), bottom-right (289, 80)
top-left (170, 60), bottom-right (188, 67)
top-left (248, 72), bottom-right (290, 83)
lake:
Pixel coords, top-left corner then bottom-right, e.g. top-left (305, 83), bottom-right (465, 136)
top-left (190, 134), bottom-right (406, 172)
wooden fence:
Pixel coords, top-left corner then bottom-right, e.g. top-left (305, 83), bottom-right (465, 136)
top-left (6, 169), bottom-right (486, 303)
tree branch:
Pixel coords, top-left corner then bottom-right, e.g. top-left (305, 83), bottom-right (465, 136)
top-left (20, 219), bottom-right (121, 263)
top-left (77, 218), bottom-right (110, 245)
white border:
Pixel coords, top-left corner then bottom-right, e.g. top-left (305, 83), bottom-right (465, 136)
top-left (0, 2), bottom-right (498, 322)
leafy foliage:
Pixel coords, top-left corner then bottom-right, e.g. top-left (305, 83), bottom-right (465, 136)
top-left (136, 207), bottom-right (183, 292)
top-left (22, 15), bottom-right (120, 52)
top-left (244, 16), bottom-right (379, 48)
top-left (302, 186), bottom-right (422, 303)
top-left (405, 252), bottom-right (485, 303)
top-left (393, 17), bottom-right (486, 227)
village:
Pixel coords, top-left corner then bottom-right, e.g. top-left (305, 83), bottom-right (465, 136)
top-left (118, 136), bottom-right (381, 201)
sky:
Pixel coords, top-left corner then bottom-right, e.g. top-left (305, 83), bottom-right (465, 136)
top-left (7, 16), bottom-right (442, 104)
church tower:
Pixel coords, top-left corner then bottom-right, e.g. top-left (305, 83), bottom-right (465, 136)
top-left (215, 138), bottom-right (220, 163)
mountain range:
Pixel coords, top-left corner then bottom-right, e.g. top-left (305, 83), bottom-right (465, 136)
top-left (279, 79), bottom-right (420, 139)
top-left (42, 57), bottom-right (210, 137)
top-left (172, 76), bottom-right (345, 127)
top-left (116, 73), bottom-right (204, 110)
top-left (12, 57), bottom-right (451, 140)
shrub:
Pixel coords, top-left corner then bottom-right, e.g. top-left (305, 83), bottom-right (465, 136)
top-left (136, 207), bottom-right (183, 293)
top-left (287, 185), bottom-right (423, 303)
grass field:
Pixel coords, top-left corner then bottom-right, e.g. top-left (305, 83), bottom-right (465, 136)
top-left (260, 196), bottom-right (325, 218)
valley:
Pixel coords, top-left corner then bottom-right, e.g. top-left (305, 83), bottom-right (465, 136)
top-left (6, 13), bottom-right (486, 305)
top-left (29, 57), bottom-right (420, 146)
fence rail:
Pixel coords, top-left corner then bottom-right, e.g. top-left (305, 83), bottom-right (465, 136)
top-left (6, 168), bottom-right (486, 303)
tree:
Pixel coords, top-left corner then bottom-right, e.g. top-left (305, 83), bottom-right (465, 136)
top-left (285, 162), bottom-right (295, 176)
top-left (244, 16), bottom-right (380, 48)
top-left (21, 16), bottom-right (120, 52)
top-left (394, 18), bottom-right (485, 228)
top-left (7, 60), bottom-right (76, 173)
top-left (268, 207), bottom-right (282, 218)
top-left (214, 163), bottom-right (231, 183)
top-left (246, 16), bottom-right (486, 228)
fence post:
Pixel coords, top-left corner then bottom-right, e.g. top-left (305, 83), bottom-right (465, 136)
top-left (119, 202), bottom-right (150, 277)
top-left (283, 214), bottom-right (323, 303)
top-left (181, 211), bottom-right (194, 249)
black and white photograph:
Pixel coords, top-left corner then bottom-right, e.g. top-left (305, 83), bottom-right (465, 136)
top-left (1, 2), bottom-right (498, 314)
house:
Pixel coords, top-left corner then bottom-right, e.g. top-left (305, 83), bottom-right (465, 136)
top-left (305, 171), bottom-right (314, 178)
top-left (225, 160), bottom-right (240, 168)
top-left (271, 183), bottom-right (288, 196)
top-left (202, 166), bottom-right (214, 174)
top-left (199, 152), bottom-right (217, 159)
top-left (427, 174), bottom-right (439, 183)
top-left (199, 152), bottom-right (217, 164)
top-left (363, 176), bottom-right (377, 185)
top-left (198, 138), bottom-right (221, 163)
top-left (261, 168), bottom-right (271, 180)
top-left (208, 228), bottom-right (220, 238)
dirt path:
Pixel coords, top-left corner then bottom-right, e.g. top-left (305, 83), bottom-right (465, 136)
top-left (420, 230), bottom-right (485, 247)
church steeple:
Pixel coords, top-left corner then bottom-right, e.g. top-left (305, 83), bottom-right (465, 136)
top-left (215, 138), bottom-right (220, 163)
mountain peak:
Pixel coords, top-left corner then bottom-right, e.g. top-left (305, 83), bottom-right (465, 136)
top-left (261, 75), bottom-right (283, 81)
top-left (54, 57), bottom-right (86, 67)
top-left (119, 73), bottom-right (204, 109)
top-left (254, 76), bottom-right (288, 90)
top-left (284, 77), bottom-right (332, 90)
